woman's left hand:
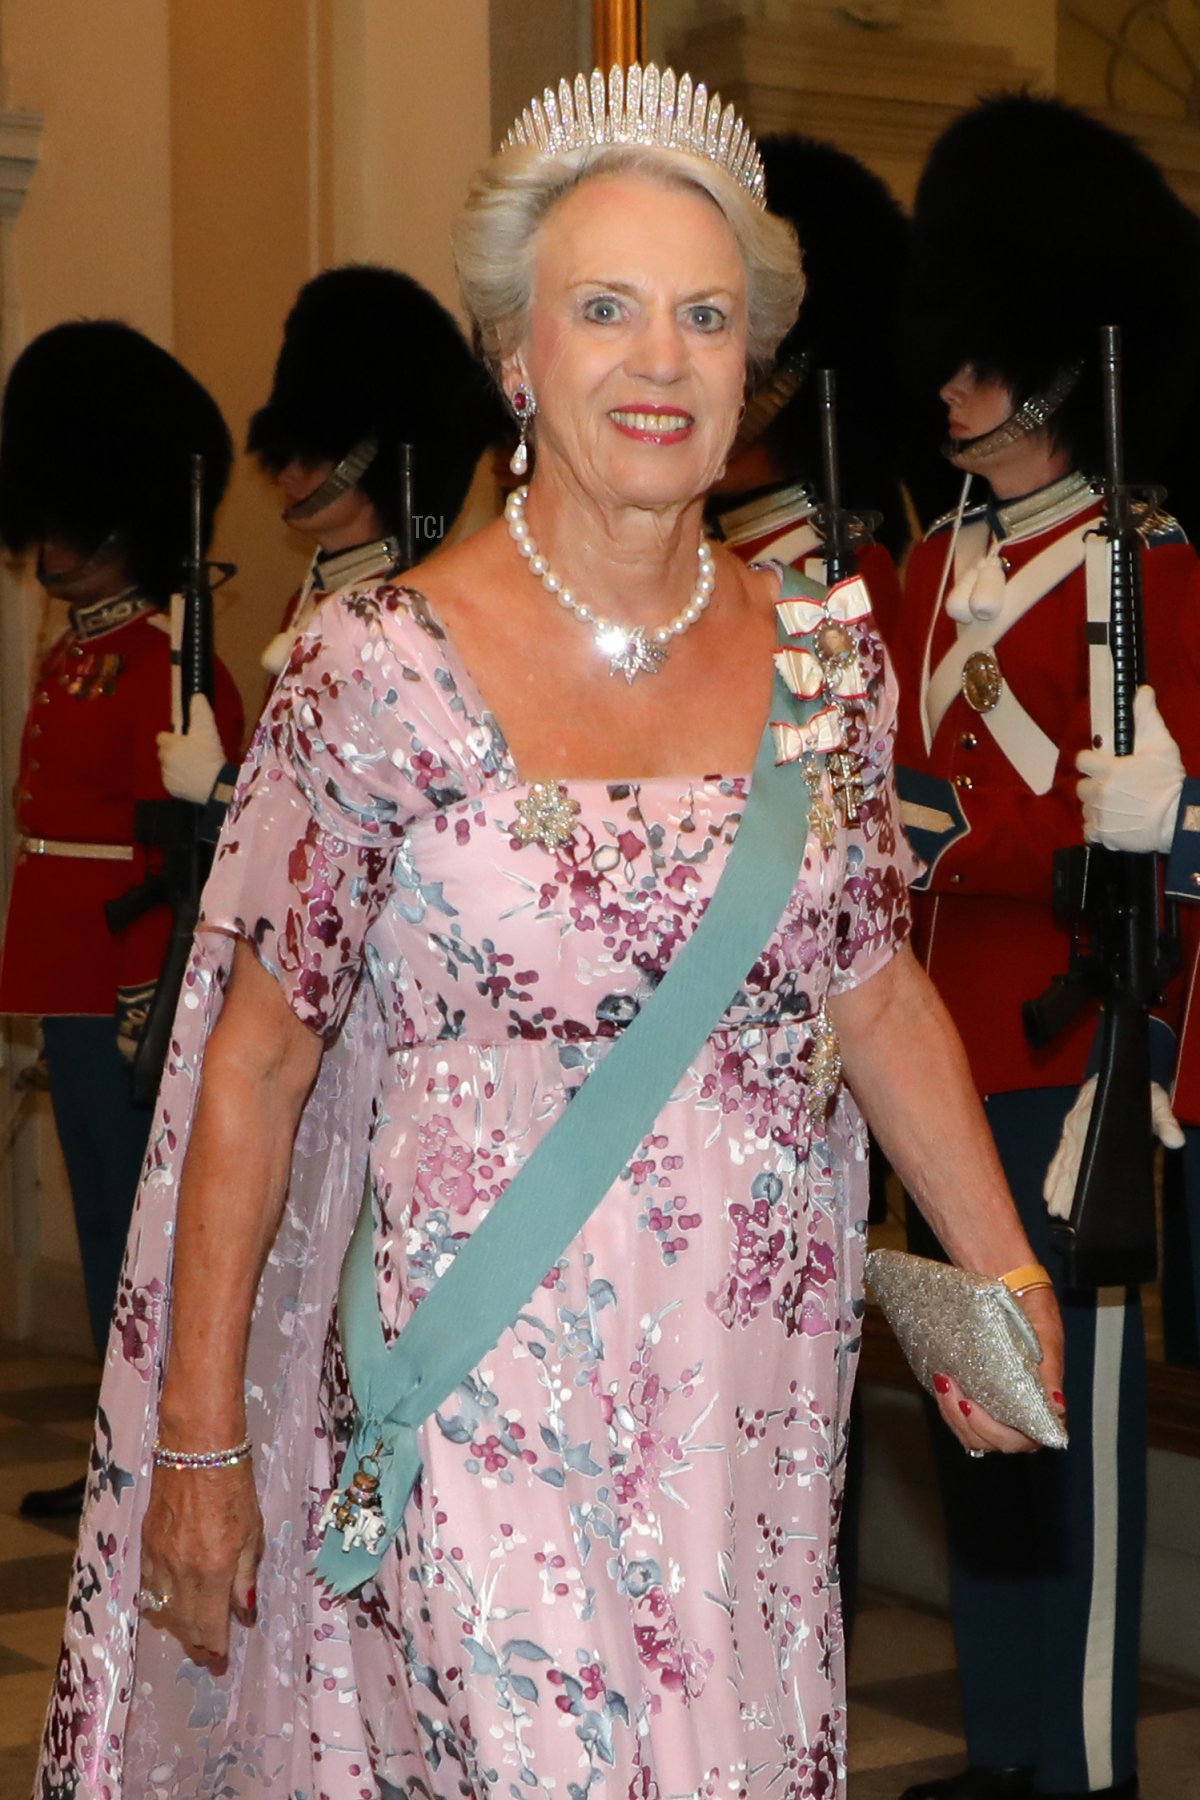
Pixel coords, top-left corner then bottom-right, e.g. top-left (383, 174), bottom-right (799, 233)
top-left (931, 1284), bottom-right (1066, 1455)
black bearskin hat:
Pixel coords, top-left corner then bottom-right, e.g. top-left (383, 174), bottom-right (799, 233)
top-left (0, 320), bottom-right (232, 601)
top-left (901, 93), bottom-right (1200, 501)
top-left (248, 264), bottom-right (504, 539)
top-left (755, 135), bottom-right (919, 557)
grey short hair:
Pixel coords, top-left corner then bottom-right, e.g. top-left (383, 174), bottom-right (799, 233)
top-left (453, 142), bottom-right (804, 386)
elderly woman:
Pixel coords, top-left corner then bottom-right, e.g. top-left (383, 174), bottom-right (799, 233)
top-left (38, 68), bottom-right (1062, 1800)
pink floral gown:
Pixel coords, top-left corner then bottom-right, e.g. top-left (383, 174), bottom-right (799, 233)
top-left (36, 572), bottom-right (911, 1800)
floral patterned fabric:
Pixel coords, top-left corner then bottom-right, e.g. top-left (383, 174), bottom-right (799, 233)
top-left (36, 572), bottom-right (912, 1800)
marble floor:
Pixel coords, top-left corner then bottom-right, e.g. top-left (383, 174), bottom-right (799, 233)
top-left (1, 1344), bottom-right (1198, 1799)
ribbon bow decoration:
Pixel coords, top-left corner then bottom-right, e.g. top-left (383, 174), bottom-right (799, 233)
top-left (770, 572), bottom-right (870, 771)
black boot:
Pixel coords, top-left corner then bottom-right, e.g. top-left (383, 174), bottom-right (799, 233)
top-left (19, 1473), bottom-right (86, 1519)
top-left (899, 1771), bottom-right (1034, 1800)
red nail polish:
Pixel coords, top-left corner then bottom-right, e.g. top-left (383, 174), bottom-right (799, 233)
top-left (958, 1399), bottom-right (972, 1417)
top-left (247, 1585), bottom-right (257, 1611)
top-left (933, 1374), bottom-right (951, 1395)
top-left (1051, 1391), bottom-right (1066, 1407)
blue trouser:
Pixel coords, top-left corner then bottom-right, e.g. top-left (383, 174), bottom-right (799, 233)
top-left (41, 1015), bottom-right (153, 1357)
top-left (907, 1087), bottom-right (1145, 1795)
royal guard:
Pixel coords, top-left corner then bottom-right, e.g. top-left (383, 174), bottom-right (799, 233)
top-left (889, 97), bottom-right (1200, 1800)
top-left (0, 321), bottom-right (244, 1514)
top-left (156, 264), bottom-right (504, 819)
top-left (709, 133), bottom-right (927, 642)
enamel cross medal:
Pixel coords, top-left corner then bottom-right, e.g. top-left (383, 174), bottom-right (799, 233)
top-left (828, 751), bottom-right (863, 825)
top-left (318, 1440), bottom-right (388, 1556)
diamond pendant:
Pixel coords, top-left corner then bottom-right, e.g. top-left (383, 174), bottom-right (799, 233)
top-left (594, 623), bottom-right (669, 684)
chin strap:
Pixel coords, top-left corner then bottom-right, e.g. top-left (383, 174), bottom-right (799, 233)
top-left (944, 362), bottom-right (1083, 471)
top-left (282, 436), bottom-right (380, 522)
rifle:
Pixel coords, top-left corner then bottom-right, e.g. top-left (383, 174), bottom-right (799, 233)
top-left (813, 368), bottom-right (881, 587)
top-left (1022, 324), bottom-right (1180, 1286)
top-left (397, 442), bottom-right (416, 572)
top-left (106, 453), bottom-right (225, 1105)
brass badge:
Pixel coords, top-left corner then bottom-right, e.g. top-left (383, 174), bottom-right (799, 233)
top-left (961, 650), bottom-right (1003, 715)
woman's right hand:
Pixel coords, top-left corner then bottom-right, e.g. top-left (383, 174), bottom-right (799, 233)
top-left (139, 1460), bottom-right (263, 1664)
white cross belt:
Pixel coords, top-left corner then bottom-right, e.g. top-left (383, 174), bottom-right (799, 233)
top-left (922, 522), bottom-right (1091, 795)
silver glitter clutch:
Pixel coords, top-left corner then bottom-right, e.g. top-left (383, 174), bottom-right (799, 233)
top-left (865, 1249), bottom-right (1068, 1449)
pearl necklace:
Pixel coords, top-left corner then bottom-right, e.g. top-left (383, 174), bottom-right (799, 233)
top-left (505, 484), bottom-right (716, 683)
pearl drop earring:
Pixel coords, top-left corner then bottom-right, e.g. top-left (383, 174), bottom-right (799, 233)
top-left (510, 383), bottom-right (537, 476)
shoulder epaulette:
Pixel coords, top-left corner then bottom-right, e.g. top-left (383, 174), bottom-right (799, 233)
top-left (924, 500), bottom-right (987, 542)
top-left (1134, 502), bottom-right (1188, 547)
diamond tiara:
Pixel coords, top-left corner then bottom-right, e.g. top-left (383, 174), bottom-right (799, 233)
top-left (502, 63), bottom-right (766, 211)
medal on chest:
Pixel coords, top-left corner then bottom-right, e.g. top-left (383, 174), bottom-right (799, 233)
top-left (771, 574), bottom-right (872, 829)
top-left (57, 648), bottom-right (124, 700)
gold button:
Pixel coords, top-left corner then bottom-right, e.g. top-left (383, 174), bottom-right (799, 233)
top-left (959, 733), bottom-right (978, 751)
top-left (954, 774), bottom-right (973, 791)
top-left (951, 872), bottom-right (963, 884)
top-left (1191, 872), bottom-right (1200, 891)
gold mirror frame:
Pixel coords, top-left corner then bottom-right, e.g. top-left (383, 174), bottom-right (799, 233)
top-left (594, 0), bottom-right (646, 66)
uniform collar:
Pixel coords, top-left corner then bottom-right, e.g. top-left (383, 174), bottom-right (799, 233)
top-left (989, 470), bottom-right (1097, 545)
top-left (68, 587), bottom-right (160, 642)
top-left (710, 482), bottom-right (816, 548)
top-left (312, 535), bottom-right (405, 593)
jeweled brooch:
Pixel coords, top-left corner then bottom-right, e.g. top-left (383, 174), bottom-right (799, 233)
top-left (512, 781), bottom-right (580, 849)
top-left (806, 1004), bottom-right (844, 1120)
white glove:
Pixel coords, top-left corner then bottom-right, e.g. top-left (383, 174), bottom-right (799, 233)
top-left (1076, 685), bottom-right (1185, 854)
top-left (260, 630), bottom-right (295, 677)
top-left (156, 692), bottom-right (224, 805)
top-left (1044, 1072), bottom-right (1185, 1218)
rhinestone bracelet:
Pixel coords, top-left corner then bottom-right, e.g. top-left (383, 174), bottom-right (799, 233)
top-left (152, 1436), bottom-right (253, 1471)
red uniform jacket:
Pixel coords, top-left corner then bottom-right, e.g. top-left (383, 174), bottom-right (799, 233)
top-left (0, 595), bottom-right (244, 1017)
top-left (891, 482), bottom-right (1200, 1097)
top-left (1163, 559), bottom-right (1200, 1125)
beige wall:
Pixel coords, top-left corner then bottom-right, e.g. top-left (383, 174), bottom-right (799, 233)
top-left (166, 0), bottom-right (498, 709)
top-left (331, 0), bottom-right (492, 318)
top-left (169, 0), bottom-right (319, 700)
top-left (913, 0), bottom-right (1056, 81)
top-left (5, 0), bottom-right (173, 349)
